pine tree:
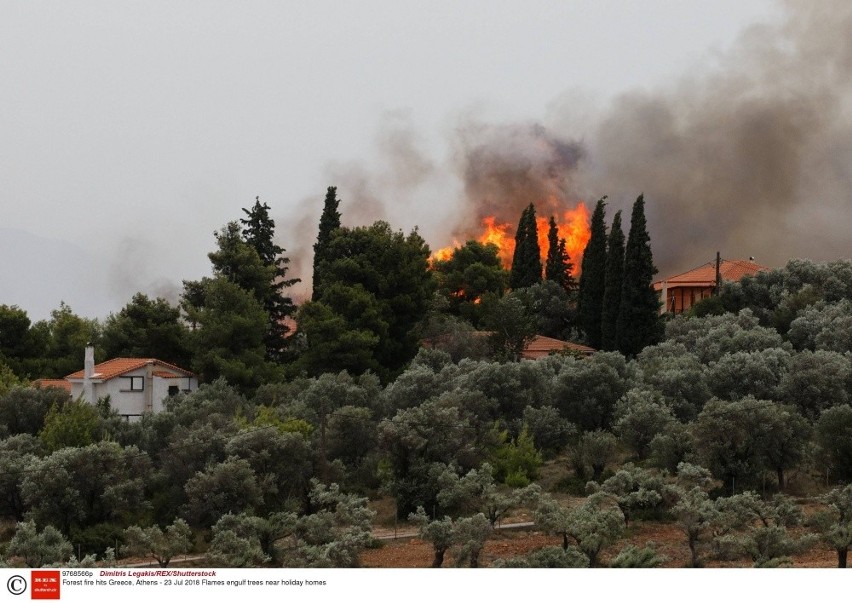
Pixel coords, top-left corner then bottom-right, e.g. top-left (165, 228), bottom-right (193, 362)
top-left (577, 197), bottom-right (608, 349)
top-left (616, 194), bottom-right (662, 357)
top-left (241, 198), bottom-right (299, 360)
top-left (510, 203), bottom-right (542, 289)
top-left (600, 211), bottom-right (625, 351)
top-left (545, 216), bottom-right (576, 292)
top-left (312, 186), bottom-right (342, 301)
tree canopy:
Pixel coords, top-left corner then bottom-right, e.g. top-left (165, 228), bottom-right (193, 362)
top-left (312, 186), bottom-right (342, 301)
top-left (600, 210), bottom-right (625, 351)
top-left (577, 197), bottom-right (608, 349)
top-left (616, 194), bottom-right (662, 356)
top-left (431, 240), bottom-right (506, 326)
top-left (509, 203), bottom-right (542, 289)
top-left (298, 221), bottom-right (434, 380)
top-left (544, 216), bottom-right (575, 292)
top-left (240, 197), bottom-right (299, 360)
top-left (101, 293), bottom-right (190, 367)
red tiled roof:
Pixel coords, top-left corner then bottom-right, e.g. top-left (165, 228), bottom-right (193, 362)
top-left (31, 379), bottom-right (72, 393)
top-left (521, 335), bottom-right (596, 359)
top-left (465, 331), bottom-right (595, 359)
top-left (66, 358), bottom-right (194, 381)
top-left (653, 259), bottom-right (768, 290)
top-left (152, 370), bottom-right (181, 379)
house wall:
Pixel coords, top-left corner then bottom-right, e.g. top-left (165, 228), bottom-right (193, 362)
top-left (659, 286), bottom-right (713, 314)
top-left (151, 375), bottom-right (197, 413)
top-left (100, 367), bottom-right (148, 418)
top-left (71, 368), bottom-right (198, 419)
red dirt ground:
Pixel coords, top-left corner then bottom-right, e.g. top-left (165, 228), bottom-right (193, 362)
top-left (361, 496), bottom-right (839, 569)
top-left (360, 521), bottom-right (839, 568)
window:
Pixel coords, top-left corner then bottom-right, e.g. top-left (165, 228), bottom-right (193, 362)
top-left (168, 385), bottom-right (179, 397)
top-left (121, 376), bottom-right (144, 392)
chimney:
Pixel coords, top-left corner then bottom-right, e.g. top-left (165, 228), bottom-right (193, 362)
top-left (83, 344), bottom-right (95, 403)
top-left (84, 344), bottom-right (94, 379)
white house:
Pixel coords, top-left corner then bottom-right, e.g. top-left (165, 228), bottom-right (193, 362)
top-left (65, 346), bottom-right (198, 420)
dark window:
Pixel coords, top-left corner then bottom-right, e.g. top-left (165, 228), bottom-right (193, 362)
top-left (168, 385), bottom-right (179, 397)
top-left (121, 376), bottom-right (144, 391)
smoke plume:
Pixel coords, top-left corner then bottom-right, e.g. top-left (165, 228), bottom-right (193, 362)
top-left (282, 0), bottom-right (852, 289)
top-left (572, 0), bottom-right (852, 274)
top-left (453, 121), bottom-right (585, 238)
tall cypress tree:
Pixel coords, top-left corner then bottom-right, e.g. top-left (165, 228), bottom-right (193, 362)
top-left (545, 216), bottom-right (576, 292)
top-left (616, 194), bottom-right (662, 357)
top-left (600, 210), bottom-right (625, 351)
top-left (240, 198), bottom-right (299, 360)
top-left (510, 203), bottom-right (542, 289)
top-left (577, 196), bottom-right (608, 349)
top-left (312, 186), bottom-right (342, 301)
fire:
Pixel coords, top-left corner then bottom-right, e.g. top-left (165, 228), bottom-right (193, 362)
top-left (430, 201), bottom-right (590, 277)
top-left (431, 245), bottom-right (456, 263)
top-left (536, 202), bottom-right (591, 276)
top-left (477, 216), bottom-right (515, 266)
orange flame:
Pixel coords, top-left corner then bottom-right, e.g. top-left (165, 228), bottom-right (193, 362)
top-left (431, 245), bottom-right (456, 264)
top-left (535, 202), bottom-right (591, 276)
top-left (430, 201), bottom-right (590, 277)
top-left (476, 216), bottom-right (515, 267)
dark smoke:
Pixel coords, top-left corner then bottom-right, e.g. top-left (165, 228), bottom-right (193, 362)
top-left (280, 111), bottom-right (453, 300)
top-left (108, 237), bottom-right (182, 310)
top-left (282, 0), bottom-right (852, 290)
top-left (454, 121), bottom-right (585, 237)
top-left (575, 0), bottom-right (852, 274)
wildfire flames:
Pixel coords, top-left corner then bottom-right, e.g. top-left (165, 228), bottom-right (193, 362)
top-left (432, 200), bottom-right (590, 276)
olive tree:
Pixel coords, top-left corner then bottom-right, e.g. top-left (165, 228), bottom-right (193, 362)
top-left (123, 519), bottom-right (193, 567)
top-left (5, 520), bottom-right (74, 567)
top-left (808, 484), bottom-right (852, 568)
top-left (533, 492), bottom-right (624, 567)
top-left (714, 492), bottom-right (814, 567)
top-left (665, 463), bottom-right (719, 568)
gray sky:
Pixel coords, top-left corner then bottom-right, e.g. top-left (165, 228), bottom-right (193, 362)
top-left (6, 0), bottom-right (834, 320)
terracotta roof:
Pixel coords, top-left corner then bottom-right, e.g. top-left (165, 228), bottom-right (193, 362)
top-left (31, 379), bottom-right (72, 393)
top-left (653, 259), bottom-right (768, 290)
top-left (66, 358), bottom-right (194, 381)
top-left (463, 331), bottom-right (596, 359)
top-left (521, 335), bottom-right (596, 359)
top-left (152, 370), bottom-right (182, 379)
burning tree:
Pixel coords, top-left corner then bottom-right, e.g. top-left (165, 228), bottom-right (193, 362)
top-left (430, 240), bottom-right (507, 326)
top-left (509, 203), bottom-right (542, 289)
top-left (544, 215), bottom-right (576, 292)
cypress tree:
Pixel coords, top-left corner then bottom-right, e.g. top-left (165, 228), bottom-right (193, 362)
top-left (240, 198), bottom-right (299, 360)
top-left (312, 186), bottom-right (342, 301)
top-left (510, 203), bottom-right (542, 289)
top-left (600, 210), bottom-right (625, 351)
top-left (577, 197), bottom-right (608, 349)
top-left (545, 216), bottom-right (576, 292)
top-left (616, 194), bottom-right (662, 357)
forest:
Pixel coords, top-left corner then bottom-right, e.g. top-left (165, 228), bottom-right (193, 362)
top-left (0, 189), bottom-right (851, 568)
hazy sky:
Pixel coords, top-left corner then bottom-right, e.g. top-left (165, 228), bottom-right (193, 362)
top-left (8, 0), bottom-right (843, 320)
